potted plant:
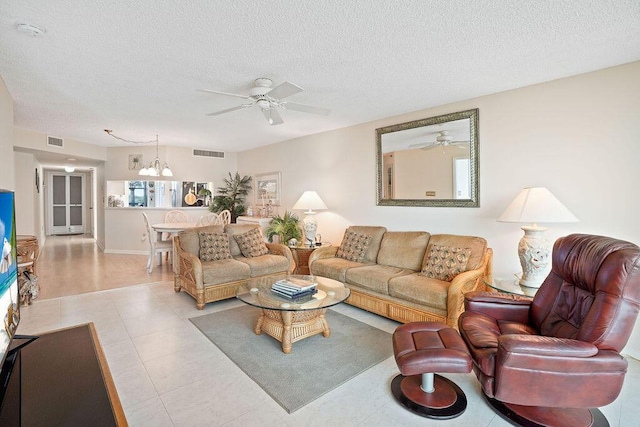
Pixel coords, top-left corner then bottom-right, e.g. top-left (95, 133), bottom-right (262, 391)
top-left (197, 188), bottom-right (212, 206)
top-left (209, 172), bottom-right (252, 222)
top-left (265, 211), bottom-right (302, 245)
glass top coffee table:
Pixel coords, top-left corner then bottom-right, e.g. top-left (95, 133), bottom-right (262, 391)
top-left (236, 274), bottom-right (350, 354)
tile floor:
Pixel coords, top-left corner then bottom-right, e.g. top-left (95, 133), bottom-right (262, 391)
top-left (15, 235), bottom-right (640, 426)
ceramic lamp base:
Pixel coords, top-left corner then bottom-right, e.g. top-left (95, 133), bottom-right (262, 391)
top-left (302, 212), bottom-right (317, 247)
top-left (517, 225), bottom-right (551, 288)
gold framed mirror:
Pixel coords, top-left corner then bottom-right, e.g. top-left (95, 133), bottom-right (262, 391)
top-left (376, 108), bottom-right (479, 207)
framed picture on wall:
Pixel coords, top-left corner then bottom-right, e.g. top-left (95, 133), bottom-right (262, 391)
top-left (255, 172), bottom-right (281, 206)
top-left (129, 154), bottom-right (143, 170)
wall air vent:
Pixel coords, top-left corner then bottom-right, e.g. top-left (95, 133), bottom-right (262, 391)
top-left (47, 136), bottom-right (64, 148)
top-left (193, 149), bottom-right (225, 159)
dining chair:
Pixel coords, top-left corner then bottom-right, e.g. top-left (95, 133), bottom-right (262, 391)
top-left (142, 212), bottom-right (173, 273)
top-left (164, 210), bottom-right (190, 223)
top-left (162, 210), bottom-right (191, 242)
top-left (214, 210), bottom-right (231, 225)
top-left (196, 213), bottom-right (219, 226)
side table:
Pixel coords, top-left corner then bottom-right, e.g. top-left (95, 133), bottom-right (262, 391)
top-left (291, 243), bottom-right (331, 275)
top-left (484, 277), bottom-right (537, 298)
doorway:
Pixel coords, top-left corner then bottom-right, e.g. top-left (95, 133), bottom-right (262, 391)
top-left (48, 173), bottom-right (85, 235)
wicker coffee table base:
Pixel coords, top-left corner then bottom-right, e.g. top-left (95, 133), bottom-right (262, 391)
top-left (254, 308), bottom-right (330, 353)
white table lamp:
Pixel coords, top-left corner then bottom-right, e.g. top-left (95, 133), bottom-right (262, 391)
top-left (498, 187), bottom-right (578, 288)
top-left (292, 191), bottom-right (328, 247)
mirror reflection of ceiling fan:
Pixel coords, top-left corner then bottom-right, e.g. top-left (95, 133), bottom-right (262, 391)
top-left (408, 130), bottom-right (470, 151)
top-left (200, 78), bottom-right (331, 125)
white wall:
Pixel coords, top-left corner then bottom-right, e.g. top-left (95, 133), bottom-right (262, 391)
top-left (104, 207), bottom-right (209, 254)
top-left (238, 61), bottom-right (640, 356)
top-left (13, 127), bottom-right (108, 162)
top-left (13, 152), bottom-right (36, 235)
top-left (105, 146), bottom-right (238, 182)
top-left (0, 77), bottom-right (13, 190)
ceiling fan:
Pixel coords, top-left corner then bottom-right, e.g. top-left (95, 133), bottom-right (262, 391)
top-left (200, 78), bottom-right (331, 125)
top-left (408, 130), bottom-right (469, 151)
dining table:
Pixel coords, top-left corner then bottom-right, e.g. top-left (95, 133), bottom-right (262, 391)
top-left (151, 222), bottom-right (197, 272)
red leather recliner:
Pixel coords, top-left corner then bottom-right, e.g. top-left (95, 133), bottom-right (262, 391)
top-left (458, 234), bottom-right (640, 426)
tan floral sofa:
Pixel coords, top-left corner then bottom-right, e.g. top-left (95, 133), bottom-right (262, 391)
top-left (309, 226), bottom-right (492, 328)
top-left (174, 224), bottom-right (294, 309)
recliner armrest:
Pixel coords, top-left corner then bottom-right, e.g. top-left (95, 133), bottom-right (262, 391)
top-left (464, 291), bottom-right (532, 323)
top-left (500, 335), bottom-right (598, 358)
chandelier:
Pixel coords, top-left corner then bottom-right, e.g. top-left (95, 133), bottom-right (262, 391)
top-left (104, 130), bottom-right (173, 177)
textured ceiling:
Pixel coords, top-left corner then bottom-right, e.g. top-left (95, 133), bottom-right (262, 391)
top-left (1, 0), bottom-right (639, 154)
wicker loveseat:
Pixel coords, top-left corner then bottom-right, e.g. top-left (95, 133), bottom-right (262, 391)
top-left (309, 226), bottom-right (492, 328)
top-left (174, 224), bottom-right (294, 309)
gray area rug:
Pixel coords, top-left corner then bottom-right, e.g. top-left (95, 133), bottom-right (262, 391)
top-left (190, 305), bottom-right (393, 413)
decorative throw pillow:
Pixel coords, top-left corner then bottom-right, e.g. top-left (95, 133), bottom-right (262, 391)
top-left (198, 232), bottom-right (232, 262)
top-left (336, 230), bottom-right (372, 263)
top-left (234, 228), bottom-right (269, 258)
top-left (420, 245), bottom-right (471, 282)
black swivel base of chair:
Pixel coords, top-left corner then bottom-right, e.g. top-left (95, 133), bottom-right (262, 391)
top-left (484, 393), bottom-right (609, 427)
top-left (391, 373), bottom-right (467, 419)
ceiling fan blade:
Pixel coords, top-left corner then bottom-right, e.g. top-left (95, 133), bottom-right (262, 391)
top-left (199, 88), bottom-right (251, 100)
top-left (206, 104), bottom-right (253, 116)
top-left (262, 107), bottom-right (284, 125)
top-left (282, 101), bottom-right (331, 116)
top-left (452, 141), bottom-right (470, 149)
top-left (408, 141), bottom-right (436, 149)
top-left (267, 81), bottom-right (303, 100)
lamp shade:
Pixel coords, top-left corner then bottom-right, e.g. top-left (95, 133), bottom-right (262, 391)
top-left (497, 187), bottom-right (578, 224)
top-left (292, 191), bottom-right (328, 212)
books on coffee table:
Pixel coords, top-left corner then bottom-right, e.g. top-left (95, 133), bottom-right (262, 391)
top-left (271, 287), bottom-right (318, 300)
top-left (271, 277), bottom-right (318, 299)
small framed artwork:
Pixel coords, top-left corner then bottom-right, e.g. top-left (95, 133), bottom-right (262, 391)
top-left (255, 171), bottom-right (281, 206)
top-left (35, 168), bottom-right (40, 193)
top-left (129, 154), bottom-right (143, 170)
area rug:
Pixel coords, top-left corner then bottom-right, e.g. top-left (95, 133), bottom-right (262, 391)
top-left (190, 305), bottom-right (393, 413)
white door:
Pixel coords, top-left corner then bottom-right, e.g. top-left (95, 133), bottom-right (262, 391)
top-left (50, 173), bottom-right (85, 234)
top-left (453, 157), bottom-right (470, 199)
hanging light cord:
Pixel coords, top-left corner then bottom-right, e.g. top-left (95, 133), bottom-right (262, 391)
top-left (104, 129), bottom-right (157, 144)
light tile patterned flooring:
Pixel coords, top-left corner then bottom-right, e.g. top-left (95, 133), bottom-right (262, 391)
top-left (16, 235), bottom-right (640, 426)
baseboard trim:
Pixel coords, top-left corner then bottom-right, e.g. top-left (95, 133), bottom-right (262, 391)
top-left (103, 249), bottom-right (148, 255)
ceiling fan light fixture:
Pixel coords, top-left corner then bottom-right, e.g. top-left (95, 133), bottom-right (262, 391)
top-left (16, 22), bottom-right (44, 37)
top-left (201, 77), bottom-right (330, 125)
top-left (257, 99), bottom-right (270, 109)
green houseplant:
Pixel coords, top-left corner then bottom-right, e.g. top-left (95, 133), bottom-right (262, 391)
top-left (265, 211), bottom-right (302, 244)
top-left (197, 188), bottom-right (212, 206)
top-left (209, 172), bottom-right (252, 223)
